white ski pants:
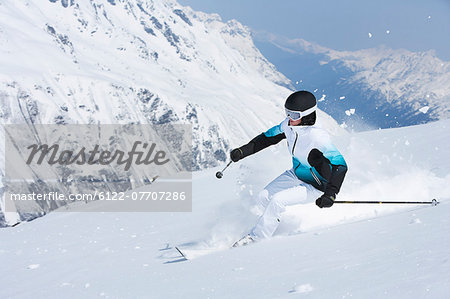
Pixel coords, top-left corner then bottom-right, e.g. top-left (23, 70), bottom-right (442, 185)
top-left (250, 168), bottom-right (322, 239)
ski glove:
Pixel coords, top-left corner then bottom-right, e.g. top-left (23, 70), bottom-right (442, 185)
top-left (230, 148), bottom-right (244, 162)
top-left (316, 193), bottom-right (335, 208)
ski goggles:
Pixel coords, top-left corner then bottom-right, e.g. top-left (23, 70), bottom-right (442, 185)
top-left (285, 105), bottom-right (317, 121)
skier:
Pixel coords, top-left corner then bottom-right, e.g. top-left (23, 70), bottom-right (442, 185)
top-left (231, 91), bottom-right (347, 247)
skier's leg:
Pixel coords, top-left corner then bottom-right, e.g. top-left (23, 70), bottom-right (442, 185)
top-left (251, 169), bottom-right (307, 239)
top-left (254, 169), bottom-right (301, 212)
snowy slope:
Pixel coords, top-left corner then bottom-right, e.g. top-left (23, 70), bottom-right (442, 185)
top-left (254, 34), bottom-right (450, 129)
top-left (1, 119), bottom-right (449, 298)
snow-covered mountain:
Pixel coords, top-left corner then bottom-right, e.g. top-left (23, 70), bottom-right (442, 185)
top-left (0, 0), bottom-right (292, 167)
top-left (1, 118), bottom-right (449, 298)
top-left (254, 34), bottom-right (450, 130)
top-left (1, 0), bottom-right (316, 225)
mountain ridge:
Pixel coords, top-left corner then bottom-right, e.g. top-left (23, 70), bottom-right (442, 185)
top-left (254, 33), bottom-right (450, 129)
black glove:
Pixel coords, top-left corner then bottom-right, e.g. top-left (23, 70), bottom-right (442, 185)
top-left (230, 148), bottom-right (244, 162)
top-left (316, 193), bottom-right (335, 208)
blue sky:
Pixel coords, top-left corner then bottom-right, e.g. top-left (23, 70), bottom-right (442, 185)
top-left (178, 0), bottom-right (450, 61)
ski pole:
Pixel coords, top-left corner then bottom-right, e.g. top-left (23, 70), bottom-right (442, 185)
top-left (334, 199), bottom-right (439, 206)
top-left (215, 161), bottom-right (233, 179)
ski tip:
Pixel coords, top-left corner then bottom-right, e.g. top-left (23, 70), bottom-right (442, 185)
top-left (432, 199), bottom-right (439, 206)
top-left (175, 246), bottom-right (188, 260)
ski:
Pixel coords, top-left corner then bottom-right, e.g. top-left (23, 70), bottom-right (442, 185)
top-left (175, 246), bottom-right (188, 260)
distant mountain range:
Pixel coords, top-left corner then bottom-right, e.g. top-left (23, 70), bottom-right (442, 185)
top-left (254, 33), bottom-right (450, 130)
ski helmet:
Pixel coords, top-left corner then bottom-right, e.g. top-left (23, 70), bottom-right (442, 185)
top-left (284, 91), bottom-right (317, 121)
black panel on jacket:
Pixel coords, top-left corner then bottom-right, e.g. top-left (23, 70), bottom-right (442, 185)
top-left (308, 148), bottom-right (347, 196)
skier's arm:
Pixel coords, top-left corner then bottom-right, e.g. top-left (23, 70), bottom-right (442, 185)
top-left (324, 149), bottom-right (347, 196)
top-left (324, 163), bottom-right (347, 195)
top-left (308, 148), bottom-right (347, 207)
top-left (230, 124), bottom-right (286, 162)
